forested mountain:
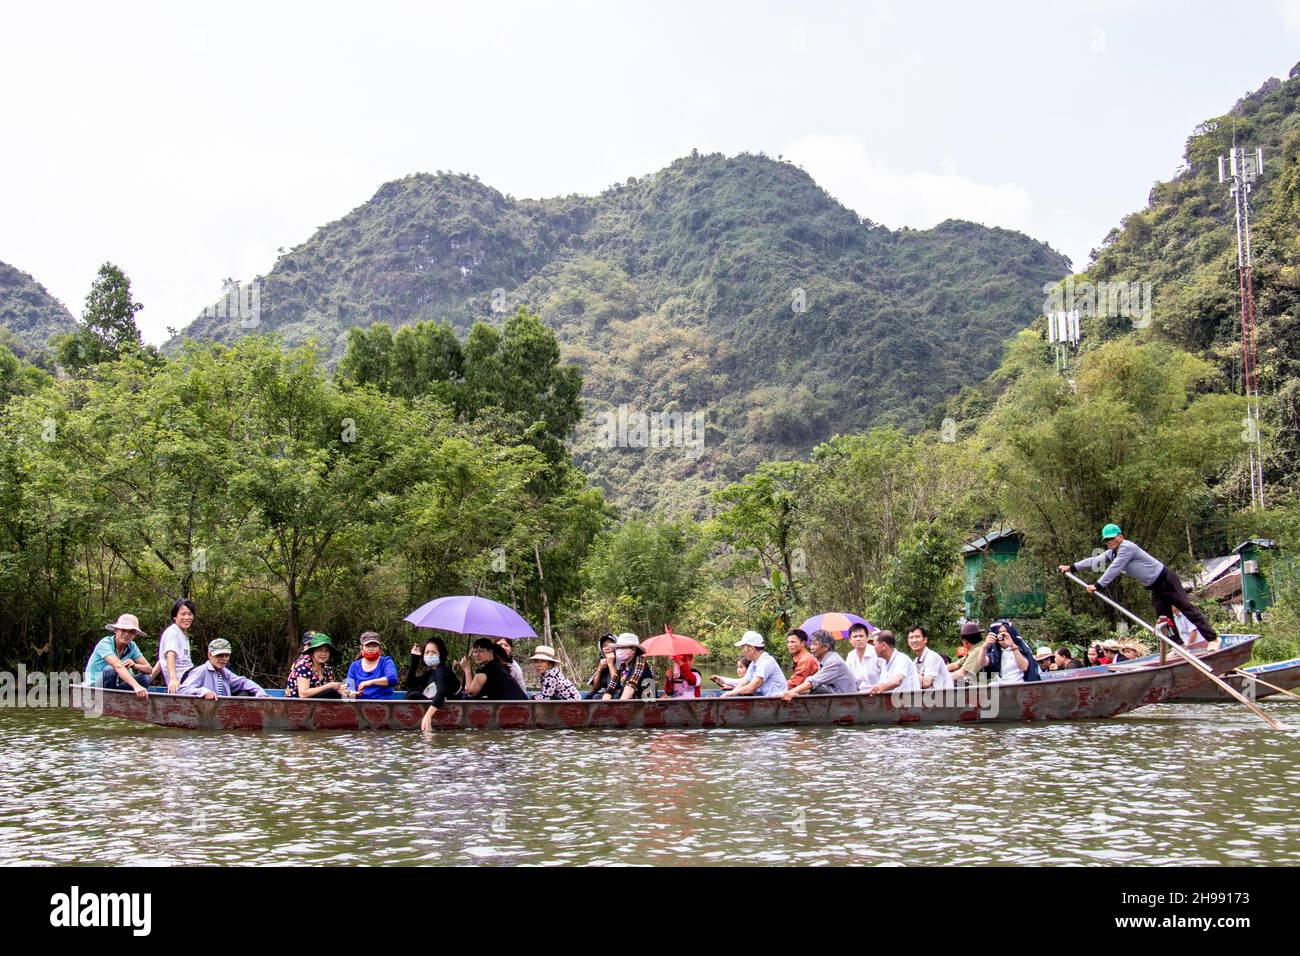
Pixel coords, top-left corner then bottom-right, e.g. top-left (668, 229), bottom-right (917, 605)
top-left (0, 260), bottom-right (76, 361)
top-left (173, 153), bottom-right (1070, 511)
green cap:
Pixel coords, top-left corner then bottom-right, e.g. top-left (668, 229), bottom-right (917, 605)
top-left (1101, 523), bottom-right (1122, 541)
top-left (306, 632), bottom-right (335, 652)
top-left (208, 638), bottom-right (233, 656)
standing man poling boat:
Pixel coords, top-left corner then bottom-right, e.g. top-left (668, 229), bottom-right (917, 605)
top-left (1058, 523), bottom-right (1218, 645)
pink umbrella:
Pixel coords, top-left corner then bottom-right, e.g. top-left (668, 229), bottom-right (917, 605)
top-left (641, 627), bottom-right (710, 657)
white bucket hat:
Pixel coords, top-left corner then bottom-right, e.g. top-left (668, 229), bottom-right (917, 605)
top-left (105, 613), bottom-right (146, 636)
top-left (529, 645), bottom-right (561, 664)
top-left (734, 630), bottom-right (765, 649)
top-left (613, 632), bottom-right (643, 651)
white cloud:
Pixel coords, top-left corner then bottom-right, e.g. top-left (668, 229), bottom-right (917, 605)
top-left (781, 133), bottom-right (1035, 234)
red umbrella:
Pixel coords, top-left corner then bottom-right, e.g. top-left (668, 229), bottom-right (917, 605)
top-left (641, 627), bottom-right (710, 657)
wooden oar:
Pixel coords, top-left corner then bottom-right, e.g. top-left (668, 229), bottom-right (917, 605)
top-left (1062, 571), bottom-right (1284, 730)
top-left (1231, 669), bottom-right (1300, 704)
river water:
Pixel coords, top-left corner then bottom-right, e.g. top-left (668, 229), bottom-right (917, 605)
top-left (2, 702), bottom-right (1297, 866)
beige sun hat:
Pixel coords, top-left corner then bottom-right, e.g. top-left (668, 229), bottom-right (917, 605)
top-left (613, 632), bottom-right (644, 651)
top-left (105, 613), bottom-right (146, 636)
top-left (529, 645), bottom-right (561, 664)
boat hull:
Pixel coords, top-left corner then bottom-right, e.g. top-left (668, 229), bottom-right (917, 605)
top-left (1169, 656), bottom-right (1300, 702)
top-left (73, 639), bottom-right (1255, 732)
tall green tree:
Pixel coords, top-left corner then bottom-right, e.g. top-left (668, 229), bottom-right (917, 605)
top-left (56, 263), bottom-right (148, 370)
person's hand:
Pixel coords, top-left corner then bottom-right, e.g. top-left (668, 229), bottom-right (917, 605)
top-left (420, 707), bottom-right (436, 733)
top-left (134, 686), bottom-right (149, 699)
top-left (325, 681), bottom-right (341, 692)
top-left (167, 679), bottom-right (180, 694)
top-left (356, 679), bottom-right (371, 692)
top-left (1058, 564), bottom-right (1071, 574)
top-left (985, 633), bottom-right (998, 648)
top-left (411, 643), bottom-right (421, 655)
top-left (710, 675), bottom-right (725, 686)
top-left (202, 690), bottom-right (217, 701)
top-left (600, 693), bottom-right (612, 701)
top-left (780, 689), bottom-right (795, 702)
top-left (1087, 584), bottom-right (1097, 593)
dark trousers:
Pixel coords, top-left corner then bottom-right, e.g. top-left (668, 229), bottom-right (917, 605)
top-left (100, 669), bottom-right (147, 691)
top-left (1149, 566), bottom-right (1218, 643)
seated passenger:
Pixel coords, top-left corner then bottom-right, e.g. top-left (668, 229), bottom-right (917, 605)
top-left (867, 630), bottom-right (920, 694)
top-left (908, 625), bottom-right (953, 691)
top-left (721, 631), bottom-right (786, 697)
top-left (1034, 646), bottom-right (1055, 671)
top-left (1054, 646), bottom-right (1085, 670)
top-left (154, 598), bottom-right (196, 694)
top-left (461, 638), bottom-right (529, 701)
top-left (345, 632), bottom-right (399, 699)
top-left (712, 655), bottom-right (754, 691)
top-left (782, 630), bottom-right (857, 699)
top-left (285, 633), bottom-right (344, 699)
top-left (601, 633), bottom-right (656, 700)
top-left (178, 638), bottom-right (267, 698)
top-left (587, 633), bottom-right (617, 698)
top-left (977, 620), bottom-right (1041, 683)
top-left (786, 628), bottom-right (820, 689)
top-left (406, 636), bottom-right (461, 701)
top-left (530, 645), bottom-right (582, 700)
top-left (496, 637), bottom-right (528, 693)
top-left (951, 621), bottom-right (984, 683)
top-left (85, 613), bottom-right (153, 698)
top-left (664, 654), bottom-right (703, 698)
top-left (844, 622), bottom-right (880, 692)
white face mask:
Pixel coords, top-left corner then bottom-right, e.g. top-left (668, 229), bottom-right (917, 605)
top-left (424, 654), bottom-right (440, 667)
top-left (615, 648), bottom-right (634, 665)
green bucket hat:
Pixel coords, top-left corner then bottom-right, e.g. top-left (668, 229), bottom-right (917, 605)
top-left (1101, 523), bottom-right (1122, 541)
top-left (305, 632), bottom-right (336, 652)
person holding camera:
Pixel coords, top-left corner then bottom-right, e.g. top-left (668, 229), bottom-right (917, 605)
top-left (976, 619), bottom-right (1041, 684)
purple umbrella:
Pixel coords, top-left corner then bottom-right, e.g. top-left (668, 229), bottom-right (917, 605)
top-left (799, 612), bottom-right (872, 641)
top-left (404, 595), bottom-right (537, 640)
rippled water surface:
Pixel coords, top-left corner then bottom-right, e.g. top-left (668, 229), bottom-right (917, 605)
top-left (2, 703), bottom-right (1298, 865)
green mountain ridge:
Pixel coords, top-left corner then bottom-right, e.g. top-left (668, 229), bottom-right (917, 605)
top-left (171, 152), bottom-right (1070, 512)
top-left (0, 260), bottom-right (76, 361)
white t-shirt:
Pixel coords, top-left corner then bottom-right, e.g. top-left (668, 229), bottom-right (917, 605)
top-left (157, 623), bottom-right (193, 685)
top-left (876, 650), bottom-right (919, 693)
top-left (997, 645), bottom-right (1026, 684)
top-left (913, 646), bottom-right (953, 691)
top-left (844, 646), bottom-right (880, 692)
top-left (743, 652), bottom-right (788, 696)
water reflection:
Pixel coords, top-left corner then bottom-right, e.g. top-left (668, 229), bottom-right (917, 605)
top-left (1, 703), bottom-right (1296, 865)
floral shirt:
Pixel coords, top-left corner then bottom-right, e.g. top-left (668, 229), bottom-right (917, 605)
top-left (285, 653), bottom-right (337, 698)
top-left (536, 667), bottom-right (581, 701)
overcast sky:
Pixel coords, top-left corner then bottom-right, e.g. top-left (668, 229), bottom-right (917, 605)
top-left (2, 0), bottom-right (1298, 344)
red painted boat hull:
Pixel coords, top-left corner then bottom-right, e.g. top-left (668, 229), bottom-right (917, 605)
top-left (1170, 656), bottom-right (1300, 702)
top-left (75, 639), bottom-right (1254, 732)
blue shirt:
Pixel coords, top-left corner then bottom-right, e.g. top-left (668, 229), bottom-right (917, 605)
top-left (743, 652), bottom-right (788, 696)
top-left (346, 656), bottom-right (399, 699)
top-left (85, 635), bottom-right (143, 686)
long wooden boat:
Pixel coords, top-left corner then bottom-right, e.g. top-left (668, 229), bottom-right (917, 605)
top-left (1169, 656), bottom-right (1300, 702)
top-left (72, 637), bottom-right (1255, 732)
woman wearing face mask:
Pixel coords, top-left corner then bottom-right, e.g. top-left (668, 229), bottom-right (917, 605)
top-left (406, 636), bottom-right (460, 700)
top-left (344, 632), bottom-right (399, 699)
top-left (410, 636), bottom-right (462, 732)
top-left (601, 633), bottom-right (654, 700)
